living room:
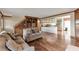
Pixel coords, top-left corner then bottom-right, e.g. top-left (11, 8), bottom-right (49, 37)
top-left (0, 8), bottom-right (79, 51)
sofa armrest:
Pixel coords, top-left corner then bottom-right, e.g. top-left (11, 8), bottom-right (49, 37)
top-left (23, 46), bottom-right (35, 51)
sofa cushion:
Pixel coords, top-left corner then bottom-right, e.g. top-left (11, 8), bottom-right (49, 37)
top-left (0, 36), bottom-right (9, 51)
top-left (6, 39), bottom-right (23, 51)
top-left (6, 32), bottom-right (16, 40)
top-left (14, 36), bottom-right (24, 44)
top-left (31, 29), bottom-right (36, 33)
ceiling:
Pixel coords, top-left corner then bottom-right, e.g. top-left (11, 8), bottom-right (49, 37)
top-left (0, 8), bottom-right (76, 18)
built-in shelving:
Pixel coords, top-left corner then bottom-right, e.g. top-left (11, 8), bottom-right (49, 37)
top-left (14, 16), bottom-right (40, 36)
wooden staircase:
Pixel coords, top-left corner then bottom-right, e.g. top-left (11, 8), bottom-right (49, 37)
top-left (14, 16), bottom-right (40, 36)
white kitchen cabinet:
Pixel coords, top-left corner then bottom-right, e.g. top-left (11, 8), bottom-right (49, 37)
top-left (41, 27), bottom-right (57, 34)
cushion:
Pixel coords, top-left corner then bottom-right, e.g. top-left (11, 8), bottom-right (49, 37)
top-left (14, 36), bottom-right (24, 44)
top-left (6, 32), bottom-right (16, 40)
top-left (0, 31), bottom-right (7, 35)
top-left (31, 29), bottom-right (36, 33)
top-left (2, 33), bottom-right (13, 41)
top-left (6, 39), bottom-right (23, 51)
top-left (0, 36), bottom-right (7, 49)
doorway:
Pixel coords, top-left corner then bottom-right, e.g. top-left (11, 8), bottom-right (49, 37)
top-left (63, 15), bottom-right (71, 45)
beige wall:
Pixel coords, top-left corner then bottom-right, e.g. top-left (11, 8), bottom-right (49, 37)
top-left (4, 16), bottom-right (25, 32)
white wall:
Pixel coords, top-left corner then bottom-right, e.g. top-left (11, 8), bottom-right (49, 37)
top-left (4, 16), bottom-right (25, 32)
top-left (70, 12), bottom-right (75, 37)
top-left (76, 20), bottom-right (79, 24)
top-left (41, 12), bottom-right (75, 37)
top-left (41, 12), bottom-right (75, 45)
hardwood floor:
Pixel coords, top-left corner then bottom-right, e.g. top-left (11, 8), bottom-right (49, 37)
top-left (75, 37), bottom-right (79, 47)
top-left (28, 32), bottom-right (67, 51)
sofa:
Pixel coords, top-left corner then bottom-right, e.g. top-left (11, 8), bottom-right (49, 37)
top-left (0, 31), bottom-right (34, 51)
top-left (27, 31), bottom-right (42, 42)
top-left (23, 28), bottom-right (42, 42)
